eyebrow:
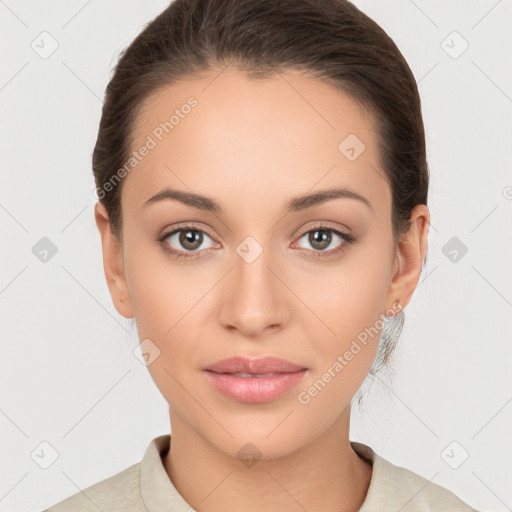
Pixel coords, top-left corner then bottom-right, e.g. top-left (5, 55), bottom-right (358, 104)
top-left (143, 186), bottom-right (372, 213)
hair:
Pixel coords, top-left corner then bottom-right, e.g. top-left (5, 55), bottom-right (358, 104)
top-left (92, 0), bottom-right (429, 405)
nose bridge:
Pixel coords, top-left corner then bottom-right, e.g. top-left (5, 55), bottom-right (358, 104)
top-left (236, 234), bottom-right (274, 292)
top-left (235, 232), bottom-right (279, 302)
top-left (219, 233), bottom-right (286, 335)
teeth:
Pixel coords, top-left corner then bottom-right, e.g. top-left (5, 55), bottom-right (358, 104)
top-left (231, 372), bottom-right (280, 378)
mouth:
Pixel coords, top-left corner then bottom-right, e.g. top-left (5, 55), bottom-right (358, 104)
top-left (202, 356), bottom-right (308, 403)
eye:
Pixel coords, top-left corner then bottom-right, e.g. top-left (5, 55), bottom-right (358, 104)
top-left (158, 224), bottom-right (218, 260)
top-left (295, 222), bottom-right (356, 257)
top-left (158, 221), bottom-right (356, 261)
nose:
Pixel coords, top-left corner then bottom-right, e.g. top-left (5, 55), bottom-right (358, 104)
top-left (218, 238), bottom-right (289, 338)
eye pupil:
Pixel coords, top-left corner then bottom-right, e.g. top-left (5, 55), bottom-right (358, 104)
top-left (180, 230), bottom-right (202, 250)
top-left (309, 230), bottom-right (331, 250)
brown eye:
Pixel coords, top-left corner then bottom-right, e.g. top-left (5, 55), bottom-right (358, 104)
top-left (297, 228), bottom-right (347, 253)
top-left (159, 225), bottom-right (217, 260)
top-left (308, 229), bottom-right (333, 251)
top-left (294, 223), bottom-right (356, 258)
top-left (178, 229), bottom-right (203, 251)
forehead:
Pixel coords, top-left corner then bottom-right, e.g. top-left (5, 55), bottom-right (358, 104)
top-left (122, 67), bottom-right (390, 216)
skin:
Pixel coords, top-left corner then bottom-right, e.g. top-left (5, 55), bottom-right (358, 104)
top-left (95, 67), bottom-right (429, 512)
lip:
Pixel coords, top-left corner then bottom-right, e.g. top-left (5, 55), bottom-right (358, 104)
top-left (203, 356), bottom-right (308, 403)
top-left (203, 356), bottom-right (307, 374)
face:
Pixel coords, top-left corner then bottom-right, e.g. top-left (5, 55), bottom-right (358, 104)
top-left (96, 67), bottom-right (427, 461)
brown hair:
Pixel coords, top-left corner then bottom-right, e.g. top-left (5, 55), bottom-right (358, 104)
top-left (92, 0), bottom-right (429, 400)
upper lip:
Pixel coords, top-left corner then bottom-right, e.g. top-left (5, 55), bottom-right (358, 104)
top-left (203, 356), bottom-right (307, 374)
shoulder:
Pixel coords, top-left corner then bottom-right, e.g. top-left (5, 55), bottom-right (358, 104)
top-left (44, 462), bottom-right (143, 512)
top-left (43, 434), bottom-right (187, 512)
top-left (373, 456), bottom-right (479, 512)
top-left (351, 441), bottom-right (480, 512)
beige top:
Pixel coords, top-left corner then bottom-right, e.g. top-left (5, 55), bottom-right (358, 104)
top-left (45, 434), bottom-right (478, 511)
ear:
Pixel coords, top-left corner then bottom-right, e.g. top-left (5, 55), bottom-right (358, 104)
top-left (94, 202), bottom-right (134, 318)
top-left (385, 204), bottom-right (430, 315)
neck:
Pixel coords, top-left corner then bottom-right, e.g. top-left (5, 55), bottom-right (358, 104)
top-left (163, 406), bottom-right (372, 512)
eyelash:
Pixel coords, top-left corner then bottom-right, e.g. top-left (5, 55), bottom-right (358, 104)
top-left (157, 221), bottom-right (356, 261)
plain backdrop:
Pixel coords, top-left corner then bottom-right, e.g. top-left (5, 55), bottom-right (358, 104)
top-left (1, 1), bottom-right (511, 511)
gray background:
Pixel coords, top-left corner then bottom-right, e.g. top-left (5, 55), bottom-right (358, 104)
top-left (1, 1), bottom-right (511, 511)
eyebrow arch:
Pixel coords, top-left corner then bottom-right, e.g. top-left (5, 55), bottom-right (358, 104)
top-left (284, 187), bottom-right (373, 213)
top-left (144, 188), bottom-right (222, 212)
top-left (143, 186), bottom-right (372, 213)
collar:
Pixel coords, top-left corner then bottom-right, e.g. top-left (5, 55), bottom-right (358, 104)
top-left (139, 434), bottom-right (387, 512)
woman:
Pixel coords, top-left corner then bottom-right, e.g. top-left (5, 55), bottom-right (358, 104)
top-left (46, 0), bottom-right (479, 510)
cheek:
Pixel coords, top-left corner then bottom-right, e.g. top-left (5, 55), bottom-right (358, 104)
top-left (303, 241), bottom-right (392, 338)
top-left (124, 237), bottom-right (187, 336)
top-left (123, 238), bottom-right (210, 366)
top-left (302, 238), bottom-right (394, 382)
top-left (297, 296), bottom-right (387, 416)
top-left (123, 242), bottom-right (204, 400)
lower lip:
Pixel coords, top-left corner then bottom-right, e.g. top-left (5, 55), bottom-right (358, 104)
top-left (204, 369), bottom-right (308, 403)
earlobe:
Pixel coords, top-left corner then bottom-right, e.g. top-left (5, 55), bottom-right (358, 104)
top-left (385, 204), bottom-right (430, 315)
top-left (94, 202), bottom-right (134, 319)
